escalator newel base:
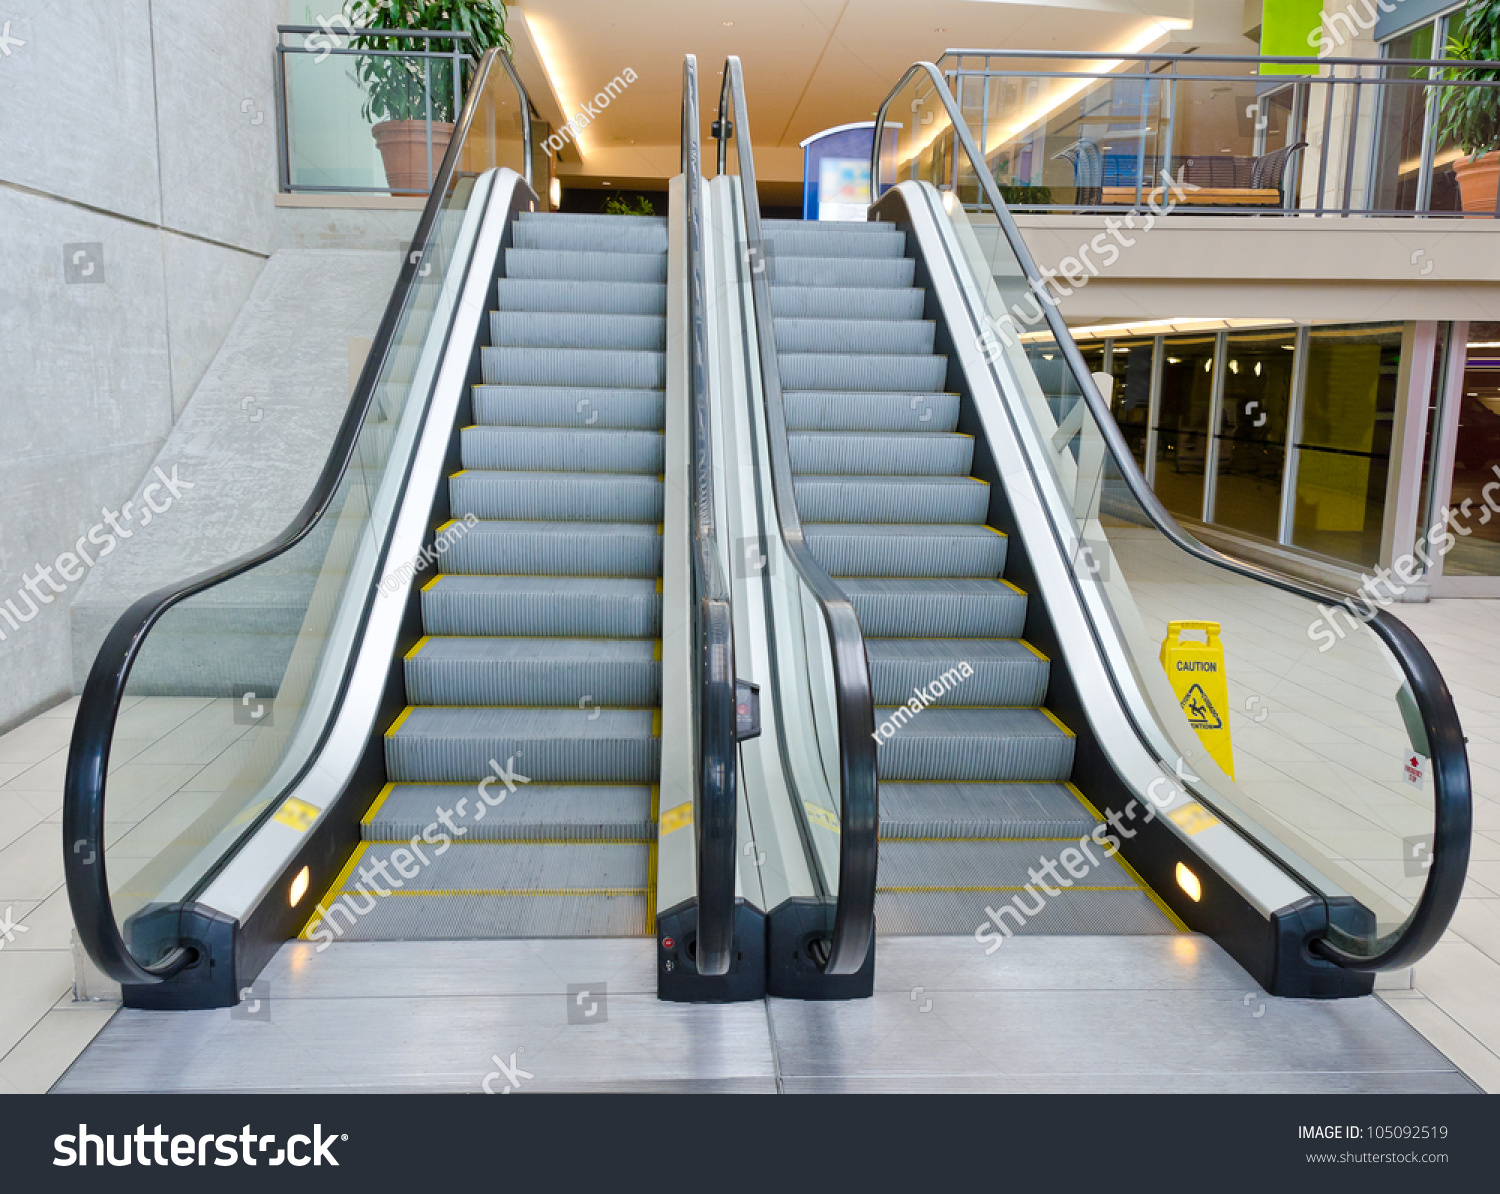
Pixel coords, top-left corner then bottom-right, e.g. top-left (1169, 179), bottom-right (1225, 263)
top-left (657, 899), bottom-right (767, 1002)
top-left (766, 898), bottom-right (874, 1000)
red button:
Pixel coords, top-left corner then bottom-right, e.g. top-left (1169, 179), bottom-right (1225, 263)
top-left (662, 937), bottom-right (675, 949)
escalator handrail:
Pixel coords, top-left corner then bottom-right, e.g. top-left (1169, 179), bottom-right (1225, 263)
top-left (715, 57), bottom-right (879, 976)
top-left (62, 47), bottom-right (534, 987)
top-left (871, 61), bottom-right (1470, 971)
top-left (681, 54), bottom-right (738, 977)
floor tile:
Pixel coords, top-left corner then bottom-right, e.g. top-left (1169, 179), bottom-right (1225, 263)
top-left (0, 1004), bottom-right (117, 1094)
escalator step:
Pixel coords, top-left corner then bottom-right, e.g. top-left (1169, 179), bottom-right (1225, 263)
top-left (770, 285), bottom-right (926, 321)
top-left (364, 783), bottom-right (655, 842)
top-left (495, 278), bottom-right (667, 316)
top-left (794, 475), bottom-right (988, 524)
top-left (404, 636), bottom-right (660, 707)
top-left (472, 386), bottom-right (664, 430)
top-left (439, 521), bottom-right (662, 579)
top-left (460, 427), bottom-right (664, 473)
top-left (481, 345), bottom-right (666, 388)
top-left (840, 578), bottom-right (1028, 638)
top-left (512, 219), bottom-right (668, 255)
top-left (783, 389), bottom-right (960, 432)
top-left (779, 351), bottom-right (946, 392)
top-left (770, 256), bottom-right (916, 288)
top-left (490, 311), bottom-right (666, 351)
top-left (773, 317), bottom-right (935, 355)
top-left (878, 781), bottom-right (1098, 839)
top-left (867, 638), bottom-right (1049, 707)
top-left (807, 523), bottom-right (1006, 579)
top-left (420, 576), bottom-right (661, 638)
top-left (505, 248), bottom-right (669, 284)
top-left (450, 471), bottom-right (663, 522)
top-left (790, 431), bottom-right (972, 476)
top-left (873, 706), bottom-right (1074, 782)
top-left (762, 227), bottom-right (907, 258)
top-left (874, 887), bottom-right (1174, 936)
top-left (385, 705), bottom-right (659, 784)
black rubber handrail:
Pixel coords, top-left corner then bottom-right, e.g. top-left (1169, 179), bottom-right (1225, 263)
top-left (714, 57), bottom-right (878, 976)
top-left (63, 47), bottom-right (534, 987)
top-left (872, 62), bottom-right (1470, 971)
top-left (681, 55), bottom-right (738, 977)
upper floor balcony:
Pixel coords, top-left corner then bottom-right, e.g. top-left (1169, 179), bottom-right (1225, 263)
top-left (924, 49), bottom-right (1500, 219)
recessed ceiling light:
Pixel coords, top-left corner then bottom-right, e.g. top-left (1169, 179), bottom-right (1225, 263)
top-left (602, 181), bottom-right (612, 186)
top-left (935, 28), bottom-right (946, 33)
top-left (724, 20), bottom-right (734, 26)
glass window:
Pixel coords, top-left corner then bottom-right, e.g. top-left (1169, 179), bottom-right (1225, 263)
top-left (1210, 330), bottom-right (1296, 541)
top-left (1106, 337), bottom-right (1153, 471)
top-left (1292, 324), bottom-right (1402, 567)
top-left (1442, 322), bottom-right (1500, 576)
top-left (1153, 334), bottom-right (1217, 521)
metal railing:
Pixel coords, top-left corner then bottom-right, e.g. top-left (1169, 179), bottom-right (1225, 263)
top-left (927, 49), bottom-right (1500, 217)
top-left (275, 25), bottom-right (479, 194)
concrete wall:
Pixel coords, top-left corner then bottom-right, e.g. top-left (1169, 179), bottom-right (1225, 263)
top-left (0, 0), bottom-right (284, 731)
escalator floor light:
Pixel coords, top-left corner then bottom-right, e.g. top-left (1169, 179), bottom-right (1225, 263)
top-left (1158, 620), bottom-right (1236, 781)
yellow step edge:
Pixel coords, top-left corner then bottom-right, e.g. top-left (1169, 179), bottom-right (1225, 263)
top-left (652, 709), bottom-right (662, 737)
top-left (1065, 783), bottom-right (1190, 933)
top-left (1039, 707), bottom-right (1076, 737)
top-left (319, 887), bottom-right (649, 898)
top-left (878, 884), bottom-right (1141, 894)
top-left (1020, 640), bottom-right (1050, 663)
top-left (654, 639), bottom-right (662, 661)
top-left (421, 575), bottom-right (444, 592)
top-left (404, 635), bottom-right (431, 661)
top-left (385, 706), bottom-right (416, 736)
top-left (646, 785), bottom-right (660, 935)
top-left (297, 843), bottom-right (371, 938)
top-left (360, 837), bottom-right (651, 846)
top-left (361, 783), bottom-right (397, 827)
top-left (451, 469), bottom-right (469, 478)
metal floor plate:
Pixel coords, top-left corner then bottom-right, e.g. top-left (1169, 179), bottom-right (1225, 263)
top-left (53, 936), bottom-right (1476, 1094)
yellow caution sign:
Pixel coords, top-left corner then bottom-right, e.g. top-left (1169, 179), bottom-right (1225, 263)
top-left (1159, 620), bottom-right (1235, 780)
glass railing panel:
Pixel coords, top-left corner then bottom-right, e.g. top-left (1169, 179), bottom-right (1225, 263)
top-left (1211, 329), bottom-right (1296, 542)
top-left (93, 54), bottom-right (527, 972)
top-left (878, 67), bottom-right (1444, 953)
top-left (1105, 337), bottom-right (1152, 471)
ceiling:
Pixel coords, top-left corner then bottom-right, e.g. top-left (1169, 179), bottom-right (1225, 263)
top-left (506, 0), bottom-right (1257, 194)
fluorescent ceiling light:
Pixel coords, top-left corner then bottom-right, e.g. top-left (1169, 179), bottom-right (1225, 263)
top-left (524, 10), bottom-right (589, 159)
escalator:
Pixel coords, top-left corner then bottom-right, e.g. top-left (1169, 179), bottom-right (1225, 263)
top-left (711, 56), bottom-right (1472, 1000)
top-left (764, 217), bottom-right (1175, 937)
top-left (62, 51), bottom-right (754, 1011)
top-left (310, 210), bottom-right (668, 944)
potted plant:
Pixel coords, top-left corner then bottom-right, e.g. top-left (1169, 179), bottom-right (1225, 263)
top-left (1439, 0), bottom-right (1500, 215)
top-left (346, 0), bottom-right (510, 195)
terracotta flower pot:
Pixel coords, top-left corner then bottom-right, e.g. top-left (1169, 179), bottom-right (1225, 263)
top-left (1454, 150), bottom-right (1500, 218)
top-left (372, 119), bottom-right (455, 195)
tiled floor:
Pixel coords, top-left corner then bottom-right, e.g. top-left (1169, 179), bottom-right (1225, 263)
top-left (5, 602), bottom-right (1499, 1093)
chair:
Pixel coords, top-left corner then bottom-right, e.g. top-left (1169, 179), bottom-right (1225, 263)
top-left (1249, 141), bottom-right (1310, 207)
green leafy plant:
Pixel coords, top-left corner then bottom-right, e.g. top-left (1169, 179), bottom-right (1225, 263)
top-left (346, 1), bottom-right (510, 124)
top-left (998, 180), bottom-right (1053, 206)
top-left (1439, 0), bottom-right (1500, 158)
top-left (602, 193), bottom-right (656, 216)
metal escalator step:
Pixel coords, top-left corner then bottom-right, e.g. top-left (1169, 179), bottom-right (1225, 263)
top-left (808, 523), bottom-right (1006, 579)
top-left (421, 576), bottom-right (661, 638)
top-left (490, 311), bottom-right (666, 351)
top-left (763, 226), bottom-right (906, 258)
top-left (874, 706), bottom-right (1074, 781)
top-left (450, 471), bottom-right (663, 522)
top-left (763, 217), bottom-right (892, 233)
top-left (783, 390), bottom-right (959, 432)
top-left (770, 286), bottom-right (926, 321)
top-left (440, 521), bottom-right (662, 579)
top-left (522, 211), bottom-right (667, 228)
top-left (770, 256), bottom-right (916, 288)
top-left (511, 219), bottom-right (668, 255)
top-left (790, 431), bottom-right (972, 476)
top-left (365, 783), bottom-right (655, 842)
top-left (473, 386), bottom-right (664, 430)
top-left (879, 839), bottom-right (1137, 888)
top-left (481, 345), bottom-right (666, 388)
top-left (317, 842), bottom-right (650, 938)
top-left (878, 781), bottom-right (1099, 839)
top-left (504, 248), bottom-right (668, 284)
top-left (405, 637), bottom-right (660, 707)
top-left (385, 706), bottom-right (659, 784)
top-left (794, 475), bottom-right (988, 524)
top-left (496, 278), bottom-right (667, 316)
top-left (460, 427), bottom-right (664, 473)
top-left (773, 317), bottom-right (935, 355)
top-left (779, 352), bottom-right (946, 392)
top-left (841, 578), bottom-right (1028, 638)
top-left (874, 888), bottom-right (1174, 936)
top-left (867, 638), bottom-right (1049, 707)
